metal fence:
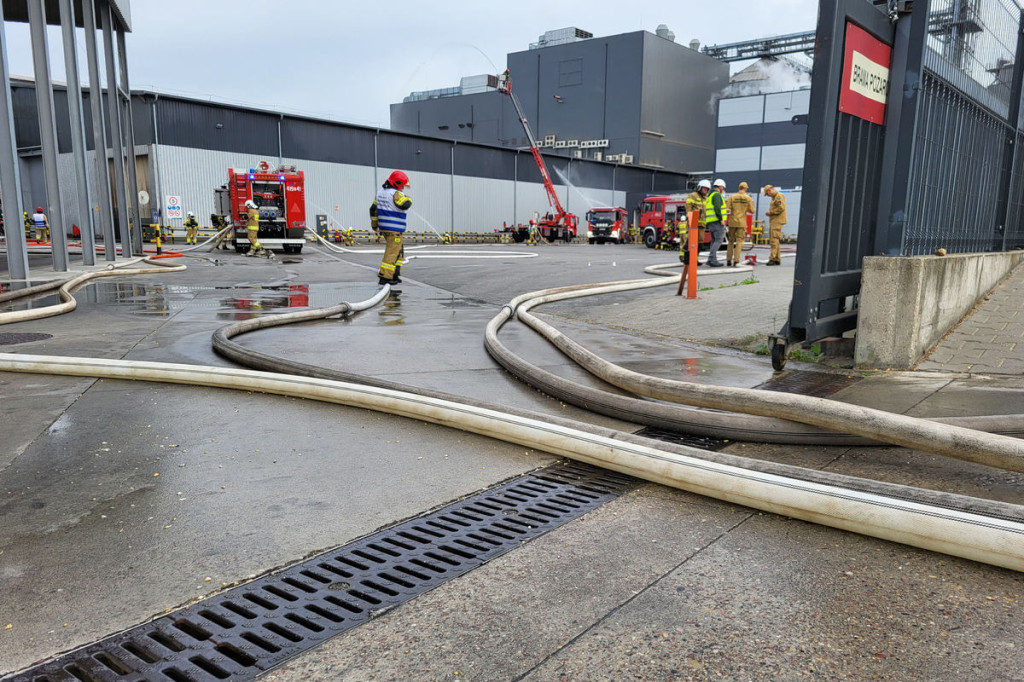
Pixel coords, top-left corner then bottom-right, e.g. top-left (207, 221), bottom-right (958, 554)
top-left (779, 0), bottom-right (1024, 361)
top-left (902, 0), bottom-right (1024, 254)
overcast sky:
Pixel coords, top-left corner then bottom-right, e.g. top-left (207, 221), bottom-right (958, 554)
top-left (4, 0), bottom-right (820, 128)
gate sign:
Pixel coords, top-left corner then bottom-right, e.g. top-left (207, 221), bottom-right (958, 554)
top-left (165, 195), bottom-right (183, 220)
top-left (838, 22), bottom-right (892, 125)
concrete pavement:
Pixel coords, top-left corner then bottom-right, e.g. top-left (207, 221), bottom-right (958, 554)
top-left (2, 242), bottom-right (1024, 681)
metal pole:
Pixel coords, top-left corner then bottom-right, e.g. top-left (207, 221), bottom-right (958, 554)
top-left (83, 0), bottom-right (115, 261)
top-left (996, 8), bottom-right (1024, 252)
top-left (150, 94), bottom-right (162, 231)
top-left (0, 3), bottom-right (28, 280)
top-left (513, 152), bottom-right (518, 225)
top-left (450, 142), bottom-right (455, 232)
top-left (874, 1), bottom-right (932, 256)
top-left (116, 25), bottom-right (142, 255)
top-left (101, 0), bottom-right (130, 257)
top-left (59, 0), bottom-right (96, 265)
top-left (28, 0), bottom-right (68, 271)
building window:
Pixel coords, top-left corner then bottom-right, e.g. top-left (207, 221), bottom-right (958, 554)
top-left (559, 58), bottom-right (583, 87)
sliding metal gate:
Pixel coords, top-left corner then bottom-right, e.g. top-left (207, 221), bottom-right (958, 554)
top-left (773, 0), bottom-right (1024, 369)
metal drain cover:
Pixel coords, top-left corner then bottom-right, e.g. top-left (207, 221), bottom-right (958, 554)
top-left (754, 370), bottom-right (859, 398)
top-left (3, 461), bottom-right (635, 682)
top-left (0, 333), bottom-right (52, 346)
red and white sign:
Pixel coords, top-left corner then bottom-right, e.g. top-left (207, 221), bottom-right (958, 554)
top-left (838, 22), bottom-right (892, 125)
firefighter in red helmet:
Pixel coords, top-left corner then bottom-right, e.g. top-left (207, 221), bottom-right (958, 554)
top-left (31, 205), bottom-right (49, 241)
top-left (370, 170), bottom-right (412, 285)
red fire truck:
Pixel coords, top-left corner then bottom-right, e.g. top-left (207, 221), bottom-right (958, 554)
top-left (497, 72), bottom-right (578, 242)
top-left (214, 161), bottom-right (307, 253)
top-left (638, 193), bottom-right (753, 252)
top-left (585, 207), bottom-right (629, 244)
top-left (638, 194), bottom-right (690, 249)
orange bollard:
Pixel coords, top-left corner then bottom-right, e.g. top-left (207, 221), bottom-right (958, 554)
top-left (676, 210), bottom-right (700, 298)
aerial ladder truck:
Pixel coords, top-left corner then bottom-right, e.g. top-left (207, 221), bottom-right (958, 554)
top-left (498, 72), bottom-right (578, 243)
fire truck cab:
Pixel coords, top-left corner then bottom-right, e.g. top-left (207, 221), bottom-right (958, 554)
top-left (586, 207), bottom-right (629, 244)
top-left (638, 194), bottom-right (688, 249)
top-left (214, 161), bottom-right (307, 254)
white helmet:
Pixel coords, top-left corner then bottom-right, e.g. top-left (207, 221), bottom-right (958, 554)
top-left (697, 179), bottom-right (712, 191)
top-left (245, 200), bottom-right (257, 209)
top-left (186, 211), bottom-right (194, 218)
top-left (713, 178), bottom-right (726, 189)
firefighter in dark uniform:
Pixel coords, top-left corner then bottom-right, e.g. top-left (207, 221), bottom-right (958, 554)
top-left (370, 170), bottom-right (412, 284)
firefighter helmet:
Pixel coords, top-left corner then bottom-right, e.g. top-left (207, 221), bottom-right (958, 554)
top-left (387, 170), bottom-right (410, 190)
top-left (187, 211), bottom-right (194, 217)
top-left (713, 178), bottom-right (726, 189)
top-left (697, 180), bottom-right (711, 191)
top-left (245, 200), bottom-right (258, 209)
top-left (36, 206), bottom-right (43, 212)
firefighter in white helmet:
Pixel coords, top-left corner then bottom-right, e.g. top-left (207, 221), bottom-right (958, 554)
top-left (243, 199), bottom-right (266, 257)
top-left (703, 179), bottom-right (728, 267)
top-left (682, 180), bottom-right (711, 263)
top-left (184, 211), bottom-right (199, 245)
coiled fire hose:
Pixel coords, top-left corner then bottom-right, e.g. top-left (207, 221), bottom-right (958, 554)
top-left (1, 270), bottom-right (1024, 571)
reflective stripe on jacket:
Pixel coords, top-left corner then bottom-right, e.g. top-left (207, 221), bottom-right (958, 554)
top-left (375, 187), bottom-right (412, 232)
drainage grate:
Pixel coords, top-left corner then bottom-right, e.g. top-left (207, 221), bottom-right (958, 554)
top-left (0, 332), bottom-right (53, 346)
top-left (754, 370), bottom-right (860, 398)
top-left (633, 427), bottom-right (729, 451)
top-left (3, 461), bottom-right (635, 682)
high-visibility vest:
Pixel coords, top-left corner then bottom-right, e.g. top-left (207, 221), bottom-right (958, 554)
top-left (375, 187), bottom-right (412, 233)
top-left (704, 191), bottom-right (726, 224)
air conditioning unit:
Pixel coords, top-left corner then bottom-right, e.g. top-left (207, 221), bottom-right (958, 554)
top-left (566, 139), bottom-right (579, 147)
top-left (605, 154), bottom-right (620, 162)
top-left (621, 154), bottom-right (634, 164)
top-left (544, 134), bottom-right (556, 146)
top-left (573, 150), bottom-right (583, 158)
top-left (593, 151), bottom-right (602, 161)
top-left (554, 140), bottom-right (567, 148)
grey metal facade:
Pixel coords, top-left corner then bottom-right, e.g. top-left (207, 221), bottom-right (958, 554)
top-left (390, 30), bottom-right (729, 174)
top-left (714, 89), bottom-right (810, 235)
top-left (11, 87), bottom-right (689, 234)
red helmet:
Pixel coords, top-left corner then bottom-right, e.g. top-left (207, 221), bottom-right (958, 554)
top-left (36, 206), bottom-right (43, 212)
top-left (387, 170), bottom-right (409, 190)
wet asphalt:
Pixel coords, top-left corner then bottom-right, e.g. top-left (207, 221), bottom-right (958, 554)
top-left (1, 241), bottom-right (1023, 680)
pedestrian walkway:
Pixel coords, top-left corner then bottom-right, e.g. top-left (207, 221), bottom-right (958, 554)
top-left (917, 262), bottom-right (1024, 374)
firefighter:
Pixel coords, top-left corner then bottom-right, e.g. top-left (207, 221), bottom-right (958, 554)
top-left (243, 199), bottom-right (267, 257)
top-left (726, 181), bottom-right (756, 267)
top-left (23, 211), bottom-right (30, 238)
top-left (184, 211), bottom-right (199, 245)
top-left (684, 180), bottom-right (710, 262)
top-left (370, 170), bottom-right (412, 284)
top-left (704, 180), bottom-right (727, 267)
top-left (762, 184), bottom-right (787, 266)
top-left (30, 206), bottom-right (49, 242)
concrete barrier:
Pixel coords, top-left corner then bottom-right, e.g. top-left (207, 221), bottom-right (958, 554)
top-left (856, 251), bottom-right (1024, 369)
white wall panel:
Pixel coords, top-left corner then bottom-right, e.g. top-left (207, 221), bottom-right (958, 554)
top-left (760, 143), bottom-right (805, 170)
top-left (453, 176), bottom-right (515, 232)
top-left (716, 147), bottom-right (762, 173)
top-left (764, 90), bottom-right (811, 123)
top-left (718, 95), bottom-right (765, 127)
top-left (154, 145), bottom-right (624, 234)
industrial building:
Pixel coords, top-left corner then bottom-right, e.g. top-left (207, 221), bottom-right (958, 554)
top-left (391, 26), bottom-right (730, 175)
top-left (713, 57), bottom-right (814, 237)
top-left (8, 79), bottom-right (691, 266)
